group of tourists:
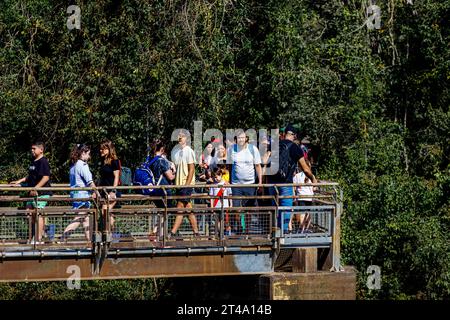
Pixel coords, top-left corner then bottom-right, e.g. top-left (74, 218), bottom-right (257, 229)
top-left (10, 124), bottom-right (317, 242)
top-left (10, 140), bottom-right (121, 242)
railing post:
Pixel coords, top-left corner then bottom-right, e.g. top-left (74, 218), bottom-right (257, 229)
top-left (331, 187), bottom-right (343, 272)
top-left (163, 186), bottom-right (168, 246)
top-left (103, 187), bottom-right (111, 242)
top-left (33, 191), bottom-right (39, 245)
top-left (274, 185), bottom-right (280, 238)
top-left (220, 189), bottom-right (225, 241)
top-left (162, 186), bottom-right (168, 243)
top-left (93, 186), bottom-right (102, 275)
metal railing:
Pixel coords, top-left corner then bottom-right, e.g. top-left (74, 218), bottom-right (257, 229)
top-left (0, 183), bottom-right (342, 270)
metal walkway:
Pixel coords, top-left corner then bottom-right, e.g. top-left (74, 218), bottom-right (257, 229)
top-left (0, 183), bottom-right (342, 281)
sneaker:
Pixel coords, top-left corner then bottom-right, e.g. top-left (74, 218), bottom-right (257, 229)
top-left (58, 233), bottom-right (68, 243)
top-left (167, 231), bottom-right (177, 240)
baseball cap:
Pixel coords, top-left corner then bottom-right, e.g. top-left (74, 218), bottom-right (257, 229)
top-left (284, 124), bottom-right (298, 135)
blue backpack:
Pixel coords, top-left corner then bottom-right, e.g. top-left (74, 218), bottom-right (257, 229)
top-left (133, 156), bottom-right (162, 195)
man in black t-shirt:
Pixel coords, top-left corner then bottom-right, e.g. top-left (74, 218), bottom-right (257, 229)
top-left (11, 141), bottom-right (52, 243)
top-left (268, 125), bottom-right (317, 233)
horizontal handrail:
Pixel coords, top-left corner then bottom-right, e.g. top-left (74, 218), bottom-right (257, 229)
top-left (0, 183), bottom-right (340, 253)
top-left (0, 182), bottom-right (338, 192)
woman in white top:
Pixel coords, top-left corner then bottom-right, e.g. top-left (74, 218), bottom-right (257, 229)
top-left (199, 142), bottom-right (215, 183)
top-left (209, 144), bottom-right (227, 171)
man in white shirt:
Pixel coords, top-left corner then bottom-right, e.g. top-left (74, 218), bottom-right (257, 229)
top-left (227, 130), bottom-right (262, 234)
top-left (169, 130), bottom-right (199, 238)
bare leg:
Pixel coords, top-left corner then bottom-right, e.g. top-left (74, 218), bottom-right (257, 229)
top-left (102, 206), bottom-right (110, 231)
top-left (30, 210), bottom-right (45, 242)
top-left (63, 219), bottom-right (82, 235)
top-left (292, 214), bottom-right (301, 232)
top-left (170, 201), bottom-right (186, 234)
top-left (108, 197), bottom-right (116, 228)
top-left (82, 216), bottom-right (90, 240)
top-left (288, 214), bottom-right (294, 232)
top-left (304, 213), bottom-right (311, 231)
top-left (300, 213), bottom-right (311, 232)
top-left (27, 208), bottom-right (34, 242)
top-left (186, 202), bottom-right (199, 233)
top-left (38, 216), bottom-right (45, 241)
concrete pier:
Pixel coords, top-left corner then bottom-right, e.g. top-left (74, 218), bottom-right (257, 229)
top-left (259, 266), bottom-right (357, 300)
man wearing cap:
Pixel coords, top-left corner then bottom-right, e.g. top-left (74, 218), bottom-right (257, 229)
top-left (268, 124), bottom-right (317, 234)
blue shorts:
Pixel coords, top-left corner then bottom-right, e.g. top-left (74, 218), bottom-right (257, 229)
top-left (231, 186), bottom-right (256, 208)
top-left (72, 201), bottom-right (91, 209)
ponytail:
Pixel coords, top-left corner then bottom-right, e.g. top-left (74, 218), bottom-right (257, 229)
top-left (70, 144), bottom-right (90, 164)
top-left (149, 139), bottom-right (166, 157)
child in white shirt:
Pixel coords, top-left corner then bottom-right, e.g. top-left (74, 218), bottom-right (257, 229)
top-left (209, 167), bottom-right (232, 235)
top-left (291, 169), bottom-right (314, 233)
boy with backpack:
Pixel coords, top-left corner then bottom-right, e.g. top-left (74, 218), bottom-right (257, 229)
top-left (133, 139), bottom-right (175, 239)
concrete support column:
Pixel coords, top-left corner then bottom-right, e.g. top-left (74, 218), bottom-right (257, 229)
top-left (259, 266), bottom-right (356, 300)
top-left (292, 248), bottom-right (317, 273)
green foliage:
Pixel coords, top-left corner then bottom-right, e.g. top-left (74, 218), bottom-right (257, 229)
top-left (0, 0), bottom-right (449, 299)
top-left (0, 278), bottom-right (172, 300)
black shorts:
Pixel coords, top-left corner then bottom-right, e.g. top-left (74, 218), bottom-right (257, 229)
top-left (176, 187), bottom-right (194, 204)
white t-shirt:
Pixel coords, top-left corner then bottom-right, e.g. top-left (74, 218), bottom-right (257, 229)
top-left (209, 181), bottom-right (232, 208)
top-left (203, 154), bottom-right (213, 167)
top-left (293, 171), bottom-right (314, 202)
top-left (228, 144), bottom-right (261, 184)
top-left (69, 160), bottom-right (93, 199)
top-left (171, 145), bottom-right (196, 186)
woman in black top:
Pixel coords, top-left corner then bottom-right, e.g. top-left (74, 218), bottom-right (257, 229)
top-left (99, 139), bottom-right (120, 229)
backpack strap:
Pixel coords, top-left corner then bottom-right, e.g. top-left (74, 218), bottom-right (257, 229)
top-left (249, 144), bottom-right (256, 161)
top-left (233, 143), bottom-right (257, 159)
top-left (145, 155), bottom-right (161, 167)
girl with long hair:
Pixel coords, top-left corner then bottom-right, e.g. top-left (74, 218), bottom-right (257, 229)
top-left (99, 139), bottom-right (120, 229)
top-left (62, 144), bottom-right (96, 241)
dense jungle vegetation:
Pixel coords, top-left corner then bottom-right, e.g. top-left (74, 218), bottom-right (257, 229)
top-left (0, 0), bottom-right (449, 299)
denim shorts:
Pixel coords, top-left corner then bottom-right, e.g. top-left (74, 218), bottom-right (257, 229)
top-left (72, 201), bottom-right (91, 209)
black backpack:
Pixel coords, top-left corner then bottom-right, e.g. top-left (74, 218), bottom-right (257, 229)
top-left (277, 141), bottom-right (295, 181)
